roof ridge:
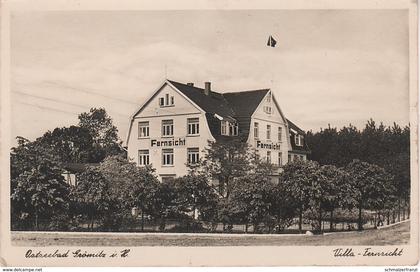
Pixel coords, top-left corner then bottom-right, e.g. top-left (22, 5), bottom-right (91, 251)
top-left (168, 79), bottom-right (269, 96)
top-left (168, 79), bottom-right (224, 95)
top-left (223, 89), bottom-right (270, 95)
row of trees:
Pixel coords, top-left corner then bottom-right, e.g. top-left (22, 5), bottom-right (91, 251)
top-left (12, 139), bottom-right (402, 233)
top-left (10, 108), bottom-right (410, 233)
top-left (306, 120), bottom-right (410, 223)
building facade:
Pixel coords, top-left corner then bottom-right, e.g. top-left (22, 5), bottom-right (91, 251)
top-left (126, 79), bottom-right (310, 182)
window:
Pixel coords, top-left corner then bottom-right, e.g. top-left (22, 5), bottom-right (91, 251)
top-left (165, 94), bottom-right (169, 105)
top-left (138, 150), bottom-right (150, 166)
top-left (162, 120), bottom-right (173, 136)
top-left (266, 151), bottom-right (271, 163)
top-left (264, 106), bottom-right (272, 114)
top-left (267, 125), bottom-right (271, 140)
top-left (159, 94), bottom-right (174, 107)
top-left (187, 148), bottom-right (200, 164)
top-left (278, 152), bottom-right (283, 166)
top-left (233, 123), bottom-right (238, 136)
top-left (300, 155), bottom-right (305, 161)
top-left (187, 118), bottom-right (199, 135)
top-left (266, 94), bottom-right (271, 103)
top-left (295, 134), bottom-right (304, 146)
top-left (278, 127), bottom-right (282, 141)
top-left (229, 122), bottom-right (238, 136)
top-left (288, 154), bottom-right (292, 162)
top-left (138, 121), bottom-right (149, 138)
top-left (221, 121), bottom-right (228, 136)
top-left (221, 120), bottom-right (238, 136)
top-left (162, 149), bottom-right (174, 166)
top-left (254, 122), bottom-right (259, 138)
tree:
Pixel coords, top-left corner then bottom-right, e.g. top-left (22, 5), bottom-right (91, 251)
top-left (269, 184), bottom-right (298, 233)
top-left (172, 174), bottom-right (219, 223)
top-left (229, 170), bottom-right (276, 233)
top-left (96, 155), bottom-right (160, 231)
top-left (306, 125), bottom-right (340, 165)
top-left (11, 141), bottom-right (70, 230)
top-left (78, 108), bottom-right (125, 162)
top-left (72, 167), bottom-right (114, 230)
top-left (192, 138), bottom-right (253, 198)
top-left (36, 126), bottom-right (95, 163)
top-left (280, 160), bottom-right (320, 233)
top-left (316, 165), bottom-right (354, 232)
top-left (149, 181), bottom-right (178, 231)
top-left (345, 159), bottom-right (395, 230)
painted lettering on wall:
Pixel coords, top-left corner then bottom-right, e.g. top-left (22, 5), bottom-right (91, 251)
top-left (256, 140), bottom-right (281, 150)
top-left (151, 138), bottom-right (186, 147)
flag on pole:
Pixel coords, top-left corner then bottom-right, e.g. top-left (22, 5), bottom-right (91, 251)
top-left (267, 35), bottom-right (277, 47)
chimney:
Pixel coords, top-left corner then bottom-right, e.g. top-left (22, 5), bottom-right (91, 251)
top-left (187, 82), bottom-right (194, 86)
top-left (204, 82), bottom-right (211, 95)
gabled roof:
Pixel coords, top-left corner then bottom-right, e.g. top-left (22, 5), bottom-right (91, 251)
top-left (287, 119), bottom-right (306, 134)
top-left (127, 79), bottom-right (308, 146)
top-left (286, 119), bottom-right (311, 154)
top-left (168, 80), bottom-right (235, 118)
top-left (223, 89), bottom-right (270, 117)
top-left (168, 80), bottom-right (272, 141)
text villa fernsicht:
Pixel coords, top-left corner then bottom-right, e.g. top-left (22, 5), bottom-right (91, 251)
top-left (333, 248), bottom-right (404, 257)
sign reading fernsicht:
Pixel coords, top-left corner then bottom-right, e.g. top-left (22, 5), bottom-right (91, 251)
top-left (151, 138), bottom-right (186, 147)
top-left (256, 140), bottom-right (281, 150)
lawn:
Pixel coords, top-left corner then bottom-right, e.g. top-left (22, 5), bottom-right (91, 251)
top-left (11, 221), bottom-right (410, 247)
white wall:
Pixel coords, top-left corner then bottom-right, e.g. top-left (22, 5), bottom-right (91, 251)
top-left (247, 91), bottom-right (290, 166)
top-left (127, 82), bottom-right (214, 180)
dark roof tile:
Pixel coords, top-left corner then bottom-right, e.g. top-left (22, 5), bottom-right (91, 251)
top-left (168, 80), bottom-right (235, 118)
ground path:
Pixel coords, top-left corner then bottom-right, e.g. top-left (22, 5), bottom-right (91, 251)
top-left (12, 221), bottom-right (410, 247)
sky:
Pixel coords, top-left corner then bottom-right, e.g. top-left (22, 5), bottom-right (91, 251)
top-left (10, 10), bottom-right (409, 145)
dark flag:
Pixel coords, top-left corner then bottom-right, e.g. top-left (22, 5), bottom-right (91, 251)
top-left (267, 35), bottom-right (277, 47)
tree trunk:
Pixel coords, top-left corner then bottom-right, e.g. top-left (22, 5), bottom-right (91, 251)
top-left (402, 202), bottom-right (406, 220)
top-left (407, 198), bottom-right (410, 219)
top-left (35, 210), bottom-right (39, 231)
top-left (141, 211), bottom-right (145, 231)
top-left (358, 204), bottom-right (363, 231)
top-left (397, 198), bottom-right (401, 222)
top-left (159, 218), bottom-right (166, 231)
top-left (90, 215), bottom-right (94, 231)
top-left (329, 210), bottom-right (334, 231)
top-left (253, 222), bottom-right (258, 234)
top-left (245, 223), bottom-right (248, 233)
top-left (318, 204), bottom-right (322, 233)
top-left (298, 208), bottom-right (303, 233)
top-left (387, 211), bottom-right (390, 225)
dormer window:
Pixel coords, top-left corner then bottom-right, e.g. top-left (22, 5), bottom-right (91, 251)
top-left (159, 94), bottom-right (174, 107)
top-left (221, 121), bottom-right (228, 136)
top-left (294, 134), bottom-right (304, 146)
top-left (229, 123), bottom-right (238, 136)
top-left (221, 120), bottom-right (238, 136)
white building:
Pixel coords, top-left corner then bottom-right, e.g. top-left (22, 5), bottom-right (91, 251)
top-left (126, 79), bottom-right (310, 182)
